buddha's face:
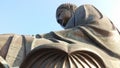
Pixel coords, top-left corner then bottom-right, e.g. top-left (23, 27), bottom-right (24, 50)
top-left (56, 3), bottom-right (77, 28)
top-left (56, 9), bottom-right (72, 27)
top-left (57, 9), bottom-right (72, 27)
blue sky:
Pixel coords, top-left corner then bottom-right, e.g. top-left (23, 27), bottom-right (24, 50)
top-left (0, 0), bottom-right (119, 35)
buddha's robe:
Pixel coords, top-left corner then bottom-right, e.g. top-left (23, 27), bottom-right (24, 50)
top-left (0, 4), bottom-right (120, 68)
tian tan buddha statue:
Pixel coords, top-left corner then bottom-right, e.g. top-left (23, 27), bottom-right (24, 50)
top-left (0, 3), bottom-right (120, 68)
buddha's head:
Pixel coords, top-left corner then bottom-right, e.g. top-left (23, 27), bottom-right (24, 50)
top-left (56, 3), bottom-right (77, 28)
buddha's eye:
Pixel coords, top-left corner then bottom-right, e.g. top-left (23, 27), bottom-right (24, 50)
top-left (57, 13), bottom-right (60, 18)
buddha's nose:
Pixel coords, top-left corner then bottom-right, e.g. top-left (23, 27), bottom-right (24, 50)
top-left (57, 19), bottom-right (63, 24)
